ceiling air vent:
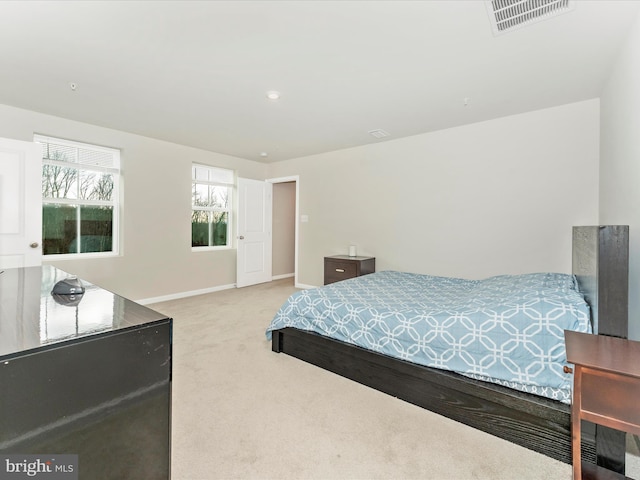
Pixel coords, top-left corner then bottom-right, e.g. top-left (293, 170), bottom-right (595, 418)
top-left (368, 129), bottom-right (390, 139)
top-left (486, 0), bottom-right (574, 36)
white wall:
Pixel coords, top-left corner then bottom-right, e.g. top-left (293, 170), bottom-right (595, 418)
top-left (0, 97), bottom-right (603, 300)
top-left (0, 103), bottom-right (267, 300)
top-left (268, 100), bottom-right (600, 287)
top-left (600, 10), bottom-right (640, 340)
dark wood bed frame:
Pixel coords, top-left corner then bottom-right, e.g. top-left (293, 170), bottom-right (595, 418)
top-left (271, 226), bottom-right (630, 473)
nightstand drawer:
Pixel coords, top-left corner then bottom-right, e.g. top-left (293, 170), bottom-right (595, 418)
top-left (325, 261), bottom-right (357, 283)
top-left (324, 255), bottom-right (375, 285)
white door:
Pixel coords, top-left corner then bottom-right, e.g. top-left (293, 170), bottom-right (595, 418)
top-left (236, 178), bottom-right (272, 288)
top-left (0, 137), bottom-right (42, 269)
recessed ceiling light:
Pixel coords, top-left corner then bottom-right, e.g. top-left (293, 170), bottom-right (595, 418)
top-left (266, 91), bottom-right (281, 101)
top-left (69, 82), bottom-right (78, 91)
top-left (260, 152), bottom-right (268, 158)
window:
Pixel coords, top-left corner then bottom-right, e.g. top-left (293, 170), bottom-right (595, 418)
top-left (36, 135), bottom-right (120, 256)
top-left (192, 164), bottom-right (234, 248)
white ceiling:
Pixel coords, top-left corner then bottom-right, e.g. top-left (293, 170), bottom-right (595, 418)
top-left (0, 1), bottom-right (638, 163)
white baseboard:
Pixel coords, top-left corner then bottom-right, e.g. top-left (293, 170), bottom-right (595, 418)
top-left (136, 283), bottom-right (236, 305)
top-left (137, 276), bottom-right (315, 305)
top-left (272, 273), bottom-right (294, 280)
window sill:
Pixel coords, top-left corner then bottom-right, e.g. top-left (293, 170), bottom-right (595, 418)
top-left (43, 252), bottom-right (120, 260)
top-left (191, 246), bottom-right (233, 252)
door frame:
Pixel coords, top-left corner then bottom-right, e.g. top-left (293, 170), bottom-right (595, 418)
top-left (267, 175), bottom-right (300, 288)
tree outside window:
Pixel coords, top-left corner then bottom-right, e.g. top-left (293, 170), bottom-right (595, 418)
top-left (192, 164), bottom-right (234, 248)
top-left (36, 136), bottom-right (120, 256)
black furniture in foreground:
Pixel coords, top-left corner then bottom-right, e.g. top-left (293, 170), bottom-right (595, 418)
top-left (272, 226), bottom-right (629, 474)
top-left (0, 265), bottom-right (172, 479)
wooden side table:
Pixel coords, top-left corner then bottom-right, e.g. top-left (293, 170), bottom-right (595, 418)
top-left (565, 330), bottom-right (640, 479)
top-left (324, 255), bottom-right (375, 285)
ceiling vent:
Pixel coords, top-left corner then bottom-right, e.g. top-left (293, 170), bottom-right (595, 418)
top-left (486, 0), bottom-right (574, 35)
top-left (368, 129), bottom-right (390, 139)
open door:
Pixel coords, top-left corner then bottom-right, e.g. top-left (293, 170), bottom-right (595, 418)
top-left (0, 137), bottom-right (42, 269)
top-left (236, 178), bottom-right (272, 288)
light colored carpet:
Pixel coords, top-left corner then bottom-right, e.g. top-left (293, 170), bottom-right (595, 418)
top-left (150, 278), bottom-right (637, 480)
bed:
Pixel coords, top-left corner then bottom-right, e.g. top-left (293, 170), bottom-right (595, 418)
top-left (266, 226), bottom-right (629, 473)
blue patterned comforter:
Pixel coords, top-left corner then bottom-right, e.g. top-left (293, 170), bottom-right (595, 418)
top-left (266, 271), bottom-right (592, 402)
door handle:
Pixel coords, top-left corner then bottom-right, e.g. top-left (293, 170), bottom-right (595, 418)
top-left (237, 236), bottom-right (245, 240)
top-left (29, 242), bottom-right (39, 248)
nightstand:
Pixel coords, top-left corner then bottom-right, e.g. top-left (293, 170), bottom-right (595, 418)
top-left (565, 330), bottom-right (640, 480)
top-left (324, 255), bottom-right (375, 285)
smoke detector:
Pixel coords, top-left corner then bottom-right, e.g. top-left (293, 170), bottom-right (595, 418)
top-left (486, 0), bottom-right (574, 36)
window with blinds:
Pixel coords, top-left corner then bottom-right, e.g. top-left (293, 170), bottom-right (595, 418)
top-left (35, 135), bottom-right (120, 256)
top-left (192, 163), bottom-right (234, 249)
